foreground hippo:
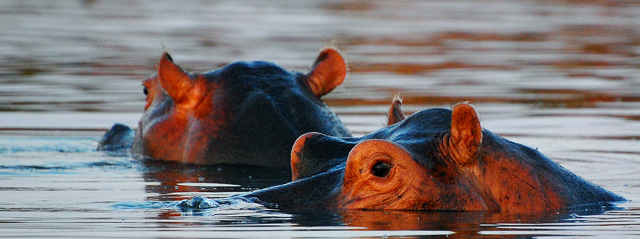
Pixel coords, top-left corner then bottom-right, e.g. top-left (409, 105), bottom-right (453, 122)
top-left (199, 100), bottom-right (624, 213)
top-left (99, 48), bottom-right (350, 167)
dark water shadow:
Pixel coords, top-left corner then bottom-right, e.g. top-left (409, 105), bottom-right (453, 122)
top-left (160, 199), bottom-right (625, 238)
top-left (139, 158), bottom-right (292, 201)
top-left (283, 203), bottom-right (623, 238)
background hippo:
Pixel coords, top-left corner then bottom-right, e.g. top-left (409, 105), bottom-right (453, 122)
top-left (227, 99), bottom-right (625, 213)
top-left (99, 48), bottom-right (350, 167)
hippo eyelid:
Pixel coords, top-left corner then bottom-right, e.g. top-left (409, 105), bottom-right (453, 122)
top-left (371, 161), bottom-right (393, 178)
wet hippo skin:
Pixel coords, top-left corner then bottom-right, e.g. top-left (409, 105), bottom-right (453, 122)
top-left (236, 99), bottom-right (625, 213)
top-left (98, 48), bottom-right (350, 167)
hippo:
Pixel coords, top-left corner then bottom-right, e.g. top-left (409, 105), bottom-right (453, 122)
top-left (194, 99), bottom-right (624, 213)
top-left (98, 48), bottom-right (350, 167)
top-left (97, 123), bottom-right (135, 152)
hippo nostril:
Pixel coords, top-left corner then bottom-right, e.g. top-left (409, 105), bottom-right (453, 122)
top-left (371, 161), bottom-right (392, 178)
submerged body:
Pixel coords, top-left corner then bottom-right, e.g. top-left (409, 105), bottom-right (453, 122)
top-left (232, 100), bottom-right (624, 213)
top-left (99, 48), bottom-right (350, 167)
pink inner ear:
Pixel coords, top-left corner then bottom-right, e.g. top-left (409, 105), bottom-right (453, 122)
top-left (158, 52), bottom-right (193, 103)
top-left (387, 96), bottom-right (405, 126)
top-left (450, 103), bottom-right (482, 164)
top-left (306, 48), bottom-right (347, 97)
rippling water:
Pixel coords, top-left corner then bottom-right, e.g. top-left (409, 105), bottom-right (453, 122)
top-left (2, 0), bottom-right (640, 238)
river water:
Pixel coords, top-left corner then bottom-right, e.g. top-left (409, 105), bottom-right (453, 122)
top-left (2, 0), bottom-right (640, 238)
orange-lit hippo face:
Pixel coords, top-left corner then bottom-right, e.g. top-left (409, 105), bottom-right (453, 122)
top-left (245, 100), bottom-right (624, 212)
top-left (130, 49), bottom-right (351, 167)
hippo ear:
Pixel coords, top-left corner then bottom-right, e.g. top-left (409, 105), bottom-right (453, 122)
top-left (305, 48), bottom-right (347, 97)
top-left (387, 96), bottom-right (405, 126)
top-left (158, 52), bottom-right (195, 103)
top-left (449, 102), bottom-right (482, 165)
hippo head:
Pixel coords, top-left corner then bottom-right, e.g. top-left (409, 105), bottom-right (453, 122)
top-left (245, 99), bottom-right (623, 212)
top-left (274, 100), bottom-right (488, 211)
top-left (131, 48), bottom-right (350, 166)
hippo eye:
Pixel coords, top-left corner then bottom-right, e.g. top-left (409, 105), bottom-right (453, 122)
top-left (143, 87), bottom-right (149, 96)
top-left (371, 161), bottom-right (392, 178)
